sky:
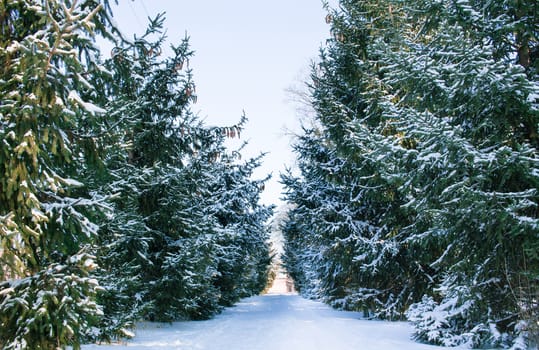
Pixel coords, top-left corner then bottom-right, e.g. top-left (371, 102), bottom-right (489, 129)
top-left (105, 0), bottom-right (336, 206)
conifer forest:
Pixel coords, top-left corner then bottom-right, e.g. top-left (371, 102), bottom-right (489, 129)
top-left (0, 0), bottom-right (538, 349)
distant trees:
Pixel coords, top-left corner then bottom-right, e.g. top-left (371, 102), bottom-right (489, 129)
top-left (0, 2), bottom-right (272, 349)
top-left (282, 0), bottom-right (538, 348)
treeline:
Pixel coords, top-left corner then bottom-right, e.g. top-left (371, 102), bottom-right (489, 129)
top-left (282, 0), bottom-right (538, 348)
top-left (0, 1), bottom-right (272, 349)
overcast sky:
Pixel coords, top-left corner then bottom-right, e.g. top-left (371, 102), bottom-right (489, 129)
top-left (106, 1), bottom-right (335, 206)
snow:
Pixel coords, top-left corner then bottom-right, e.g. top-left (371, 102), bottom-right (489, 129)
top-left (6, 41), bottom-right (20, 54)
top-left (82, 291), bottom-right (454, 350)
top-left (67, 90), bottom-right (106, 115)
top-left (60, 177), bottom-right (84, 187)
top-left (527, 93), bottom-right (539, 103)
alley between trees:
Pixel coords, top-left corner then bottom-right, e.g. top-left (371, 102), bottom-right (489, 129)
top-left (83, 291), bottom-right (445, 350)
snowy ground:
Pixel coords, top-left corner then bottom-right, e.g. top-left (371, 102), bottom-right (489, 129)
top-left (83, 282), bottom-right (457, 350)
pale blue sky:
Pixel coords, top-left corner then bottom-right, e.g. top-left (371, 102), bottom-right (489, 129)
top-left (108, 1), bottom-right (336, 206)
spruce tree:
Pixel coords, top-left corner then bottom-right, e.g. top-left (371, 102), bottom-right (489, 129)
top-left (283, 0), bottom-right (430, 318)
top-left (1, 3), bottom-right (274, 346)
top-left (283, 0), bottom-right (538, 347)
top-left (211, 151), bottom-right (274, 306)
top-left (386, 0), bottom-right (539, 346)
top-left (94, 13), bottom-right (274, 327)
top-left (0, 1), bottom-right (118, 348)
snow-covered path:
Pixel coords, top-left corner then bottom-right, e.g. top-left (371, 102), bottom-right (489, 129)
top-left (84, 292), bottom-right (449, 350)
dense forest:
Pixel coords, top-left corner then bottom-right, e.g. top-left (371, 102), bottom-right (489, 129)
top-left (0, 1), bottom-right (273, 349)
top-left (282, 0), bottom-right (538, 349)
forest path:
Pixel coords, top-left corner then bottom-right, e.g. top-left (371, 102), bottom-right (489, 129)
top-left (83, 290), bottom-right (449, 350)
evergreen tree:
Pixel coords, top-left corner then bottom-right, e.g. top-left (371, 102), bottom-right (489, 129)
top-left (385, 0), bottom-right (539, 346)
top-left (211, 152), bottom-right (274, 306)
top-left (283, 0), bottom-right (431, 318)
top-left (283, 0), bottom-right (538, 347)
top-left (93, 13), bottom-right (274, 328)
top-left (0, 1), bottom-right (118, 348)
top-left (1, 3), bottom-right (274, 347)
